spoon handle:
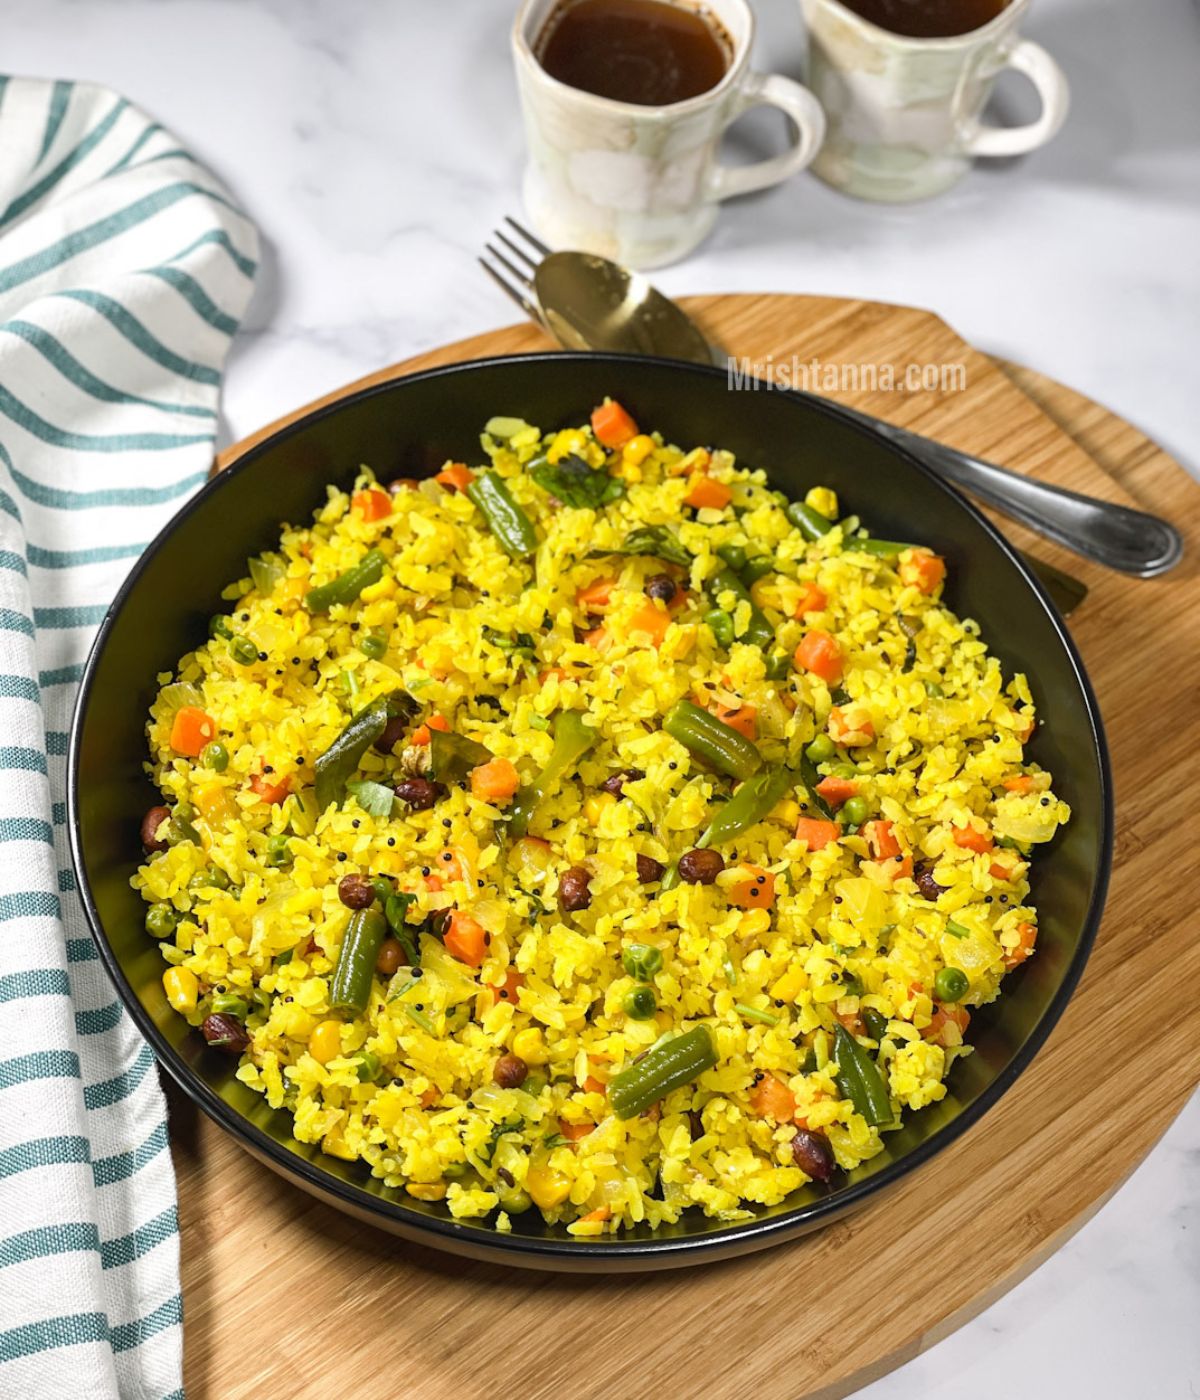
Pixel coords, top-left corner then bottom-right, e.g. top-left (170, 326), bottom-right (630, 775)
top-left (835, 407), bottom-right (1183, 578)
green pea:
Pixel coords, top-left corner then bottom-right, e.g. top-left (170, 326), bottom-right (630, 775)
top-left (145, 904), bottom-right (178, 939)
top-left (265, 833), bottom-right (292, 867)
top-left (840, 973), bottom-right (864, 997)
top-left (174, 803), bottom-right (196, 822)
top-left (805, 734), bottom-right (836, 763)
top-left (934, 967), bottom-right (969, 1003)
top-left (442, 1162), bottom-right (468, 1180)
top-left (200, 741), bottom-right (229, 772)
top-left (924, 679), bottom-right (945, 698)
top-left (188, 867), bottom-right (231, 891)
top-left (841, 796), bottom-right (869, 826)
top-left (704, 608), bottom-right (735, 649)
top-left (165, 816), bottom-right (200, 847)
top-left (862, 1008), bottom-right (888, 1041)
top-left (623, 986), bottom-right (657, 1020)
top-left (716, 543), bottom-right (747, 573)
top-left (229, 635), bottom-right (259, 666)
top-left (622, 943), bottom-right (663, 981)
top-left (521, 1073), bottom-right (547, 1098)
top-left (354, 1050), bottom-right (382, 1083)
top-left (209, 615), bottom-right (233, 641)
top-left (828, 761), bottom-right (857, 779)
top-left (211, 992), bottom-right (249, 1018)
top-left (361, 631), bottom-right (387, 661)
top-left (498, 1187), bottom-right (532, 1215)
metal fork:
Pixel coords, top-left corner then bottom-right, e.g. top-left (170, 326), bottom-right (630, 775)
top-left (479, 217), bottom-right (550, 327)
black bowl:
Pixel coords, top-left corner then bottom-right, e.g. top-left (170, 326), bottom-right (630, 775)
top-left (68, 352), bottom-right (1112, 1271)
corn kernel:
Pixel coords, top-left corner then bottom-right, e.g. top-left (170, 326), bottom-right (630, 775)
top-left (512, 1027), bottom-right (549, 1065)
top-left (622, 434), bottom-right (655, 467)
top-left (406, 1181), bottom-right (448, 1201)
top-left (194, 784), bottom-right (234, 825)
top-left (770, 965), bottom-right (807, 1003)
top-left (162, 966), bottom-right (198, 1013)
top-left (526, 1165), bottom-right (571, 1210)
top-left (548, 428), bottom-right (586, 463)
top-left (309, 1019), bottom-right (343, 1064)
top-left (322, 1130), bottom-right (358, 1161)
top-left (772, 797), bottom-right (801, 828)
top-left (583, 792), bottom-right (616, 825)
top-left (805, 486), bottom-right (838, 519)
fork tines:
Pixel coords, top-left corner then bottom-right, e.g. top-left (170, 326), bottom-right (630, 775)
top-left (479, 216), bottom-right (551, 323)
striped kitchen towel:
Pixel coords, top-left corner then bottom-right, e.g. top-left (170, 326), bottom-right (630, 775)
top-left (0, 76), bottom-right (257, 1397)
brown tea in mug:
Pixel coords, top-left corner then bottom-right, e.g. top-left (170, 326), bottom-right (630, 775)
top-left (537, 0), bottom-right (729, 106)
top-left (838, 0), bottom-right (1009, 38)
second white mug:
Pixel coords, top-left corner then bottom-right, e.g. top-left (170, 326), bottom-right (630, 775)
top-left (513, 0), bottom-right (826, 269)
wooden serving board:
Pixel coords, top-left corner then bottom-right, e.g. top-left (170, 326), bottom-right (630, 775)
top-left (177, 295), bottom-right (1200, 1400)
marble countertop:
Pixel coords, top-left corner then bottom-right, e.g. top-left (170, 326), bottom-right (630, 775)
top-left (6, 0), bottom-right (1198, 1395)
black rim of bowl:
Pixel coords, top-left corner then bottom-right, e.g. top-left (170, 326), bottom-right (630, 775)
top-left (67, 351), bottom-right (1114, 1267)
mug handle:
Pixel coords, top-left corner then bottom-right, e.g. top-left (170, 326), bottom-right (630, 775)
top-left (706, 71), bottom-right (826, 202)
top-left (959, 39), bottom-right (1070, 158)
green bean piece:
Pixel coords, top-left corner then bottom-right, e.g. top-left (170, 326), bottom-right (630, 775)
top-left (787, 501), bottom-right (834, 541)
top-left (304, 548), bottom-right (386, 613)
top-left (508, 709), bottom-right (596, 839)
top-left (466, 471), bottom-right (539, 559)
top-left (622, 943), bottom-right (663, 981)
top-left (697, 766), bottom-right (789, 849)
top-left (707, 567), bottom-right (774, 648)
top-left (624, 986), bottom-right (657, 1020)
top-left (229, 635), bottom-right (259, 666)
top-left (833, 1023), bottom-right (893, 1127)
top-left (703, 608), bottom-right (735, 649)
top-left (660, 863), bottom-right (681, 892)
top-left (945, 919), bottom-right (969, 940)
top-left (663, 699), bottom-right (763, 781)
top-left (741, 555), bottom-right (777, 585)
top-left (353, 1050), bottom-right (382, 1083)
top-left (861, 1008), bottom-right (888, 1042)
top-left (200, 741), bottom-right (229, 772)
top-left (330, 909), bottom-right (388, 1014)
top-left (934, 967), bottom-right (969, 1003)
top-left (854, 538), bottom-right (912, 558)
top-left (765, 651), bottom-right (792, 680)
top-left (799, 1047), bottom-right (818, 1074)
top-left (211, 992), bottom-right (249, 1018)
top-left (840, 973), bottom-right (864, 997)
top-left (165, 814), bottom-right (200, 847)
top-left (145, 904), bottom-right (178, 939)
top-left (371, 875), bottom-right (394, 906)
top-left (805, 734), bottom-right (835, 763)
top-left (209, 615), bottom-right (233, 641)
top-left (735, 1002), bottom-right (779, 1026)
top-left (841, 795), bottom-right (869, 826)
top-left (314, 689), bottom-right (417, 810)
top-left (360, 630), bottom-right (387, 660)
top-left (609, 1025), bottom-right (717, 1120)
top-left (265, 834), bottom-right (292, 867)
top-left (715, 543), bottom-right (747, 573)
top-left (924, 680), bottom-right (945, 698)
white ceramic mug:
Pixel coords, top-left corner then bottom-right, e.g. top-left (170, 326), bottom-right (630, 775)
top-left (512, 0), bottom-right (826, 268)
top-left (801, 0), bottom-right (1069, 202)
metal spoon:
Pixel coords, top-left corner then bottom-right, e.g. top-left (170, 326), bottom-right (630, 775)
top-left (504, 241), bottom-right (1182, 579)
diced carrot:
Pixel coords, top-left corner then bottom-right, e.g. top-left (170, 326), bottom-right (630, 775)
top-left (443, 912), bottom-right (487, 967)
top-left (435, 462), bottom-right (473, 493)
top-left (952, 824), bottom-right (994, 854)
top-left (727, 865), bottom-right (776, 910)
top-left (684, 476), bottom-right (732, 511)
top-left (989, 859), bottom-right (1014, 882)
top-left (899, 549), bottom-right (946, 595)
top-left (667, 586), bottom-right (688, 613)
top-left (419, 1087), bottom-right (440, 1109)
top-left (576, 577), bottom-right (616, 611)
top-left (889, 856), bottom-right (914, 881)
top-left (923, 1003), bottom-right (971, 1047)
top-left (422, 873), bottom-right (444, 894)
top-left (794, 629), bottom-right (844, 684)
top-left (582, 1076), bottom-right (606, 1095)
top-left (169, 706), bottom-right (216, 758)
top-left (487, 969), bottom-right (525, 1007)
top-left (828, 704), bottom-right (874, 747)
top-left (352, 488), bottom-right (391, 521)
top-left (1016, 714), bottom-right (1036, 742)
top-left (583, 625), bottom-right (612, 653)
top-left (580, 1206), bottom-right (612, 1223)
top-left (591, 400), bottom-right (639, 450)
top-left (715, 704), bottom-right (757, 740)
top-left (435, 848), bottom-right (468, 884)
top-left (815, 775), bottom-right (858, 807)
top-left (1003, 775), bottom-right (1034, 793)
top-left (836, 1010), bottom-right (865, 1036)
top-left (749, 1075), bottom-right (796, 1122)
top-left (794, 581), bottom-right (828, 617)
top-left (1004, 920), bottom-right (1038, 969)
top-left (538, 666), bottom-right (570, 683)
top-left (560, 1121), bottom-right (595, 1143)
top-left (410, 713), bottom-right (450, 746)
top-left (470, 757), bottom-right (521, 805)
top-left (627, 601), bottom-right (671, 646)
top-left (863, 819), bottom-right (901, 861)
top-left (795, 817), bottom-right (840, 851)
top-left (249, 770), bottom-right (290, 805)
